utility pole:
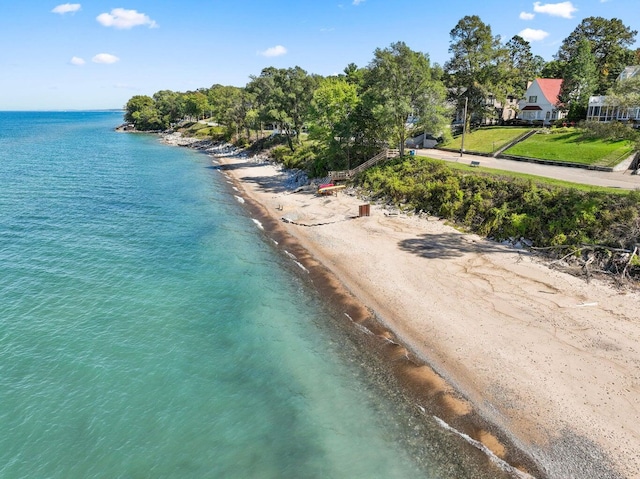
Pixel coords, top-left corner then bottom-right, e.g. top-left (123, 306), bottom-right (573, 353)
top-left (460, 96), bottom-right (468, 158)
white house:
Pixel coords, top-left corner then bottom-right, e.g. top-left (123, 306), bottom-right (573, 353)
top-left (517, 78), bottom-right (566, 125)
top-left (586, 66), bottom-right (640, 125)
top-left (450, 94), bottom-right (519, 125)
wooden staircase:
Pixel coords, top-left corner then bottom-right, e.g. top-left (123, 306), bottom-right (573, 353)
top-left (329, 148), bottom-right (400, 181)
top-left (492, 129), bottom-right (538, 157)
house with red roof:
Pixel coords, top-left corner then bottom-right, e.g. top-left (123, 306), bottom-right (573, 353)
top-left (517, 78), bottom-right (566, 125)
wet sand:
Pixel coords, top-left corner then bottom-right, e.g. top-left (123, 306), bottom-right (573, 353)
top-left (212, 151), bottom-right (640, 478)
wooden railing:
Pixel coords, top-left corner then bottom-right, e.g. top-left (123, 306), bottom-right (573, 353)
top-left (329, 148), bottom-right (400, 181)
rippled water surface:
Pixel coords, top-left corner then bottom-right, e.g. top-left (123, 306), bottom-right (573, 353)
top-left (0, 112), bottom-right (514, 478)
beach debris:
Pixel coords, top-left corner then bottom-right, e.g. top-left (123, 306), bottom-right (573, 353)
top-left (532, 243), bottom-right (640, 285)
top-left (500, 237), bottom-right (533, 249)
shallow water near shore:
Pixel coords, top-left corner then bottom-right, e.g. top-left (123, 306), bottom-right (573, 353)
top-left (0, 111), bottom-right (520, 478)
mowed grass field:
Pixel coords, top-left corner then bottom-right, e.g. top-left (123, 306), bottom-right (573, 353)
top-left (441, 127), bottom-right (531, 153)
top-left (437, 158), bottom-right (629, 194)
top-left (504, 129), bottom-right (636, 167)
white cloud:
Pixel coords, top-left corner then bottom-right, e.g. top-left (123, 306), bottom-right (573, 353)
top-left (96, 8), bottom-right (158, 29)
top-left (519, 11), bottom-right (535, 20)
top-left (70, 56), bottom-right (85, 65)
top-left (258, 45), bottom-right (287, 57)
top-left (518, 28), bottom-right (550, 42)
top-left (353, 0), bottom-right (365, 5)
top-left (52, 3), bottom-right (81, 14)
top-left (533, 1), bottom-right (577, 19)
top-left (92, 53), bottom-right (120, 64)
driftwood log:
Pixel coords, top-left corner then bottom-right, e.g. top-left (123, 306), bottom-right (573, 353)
top-left (530, 244), bottom-right (640, 286)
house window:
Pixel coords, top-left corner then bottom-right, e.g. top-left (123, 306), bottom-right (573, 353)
top-left (528, 95), bottom-right (537, 103)
top-left (591, 106), bottom-right (601, 119)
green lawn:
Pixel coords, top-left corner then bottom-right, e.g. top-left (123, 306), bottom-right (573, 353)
top-left (504, 129), bottom-right (636, 167)
top-left (440, 127), bottom-right (531, 153)
top-left (416, 156), bottom-right (629, 194)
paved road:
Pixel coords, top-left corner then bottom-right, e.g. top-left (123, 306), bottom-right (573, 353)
top-left (413, 148), bottom-right (640, 190)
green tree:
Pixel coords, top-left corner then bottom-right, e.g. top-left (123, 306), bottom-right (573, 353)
top-left (207, 85), bottom-right (238, 125)
top-left (249, 66), bottom-right (317, 151)
top-left (342, 62), bottom-right (365, 88)
top-left (505, 35), bottom-right (545, 97)
top-left (152, 90), bottom-right (184, 126)
top-left (556, 17), bottom-right (637, 94)
top-left (366, 41), bottom-right (449, 157)
top-left (308, 76), bottom-right (360, 169)
top-left (124, 95), bottom-right (153, 123)
top-left (124, 95), bottom-right (164, 130)
top-left (559, 39), bottom-right (598, 120)
top-left (206, 85), bottom-right (248, 138)
top-left (246, 68), bottom-right (278, 135)
top-left (184, 92), bottom-right (209, 120)
top-left (541, 60), bottom-right (566, 79)
top-left (444, 15), bottom-right (507, 129)
top-left (228, 88), bottom-right (253, 140)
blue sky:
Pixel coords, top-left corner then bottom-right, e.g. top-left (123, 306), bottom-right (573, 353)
top-left (0, 0), bottom-right (638, 110)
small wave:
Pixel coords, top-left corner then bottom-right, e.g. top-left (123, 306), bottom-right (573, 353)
top-left (234, 195), bottom-right (245, 204)
top-left (232, 186), bottom-right (239, 192)
top-left (252, 219), bottom-right (264, 230)
top-left (432, 416), bottom-right (535, 479)
top-left (293, 260), bottom-right (308, 273)
top-left (345, 313), bottom-right (374, 335)
top-left (283, 250), bottom-right (308, 273)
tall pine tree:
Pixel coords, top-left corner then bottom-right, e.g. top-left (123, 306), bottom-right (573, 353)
top-left (558, 39), bottom-right (598, 120)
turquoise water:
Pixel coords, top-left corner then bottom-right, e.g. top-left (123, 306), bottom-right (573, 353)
top-left (0, 112), bottom-right (513, 478)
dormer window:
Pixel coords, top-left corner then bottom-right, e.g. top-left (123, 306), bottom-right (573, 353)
top-left (528, 95), bottom-right (537, 103)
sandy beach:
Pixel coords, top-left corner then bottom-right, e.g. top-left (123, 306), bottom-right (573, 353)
top-left (207, 146), bottom-right (640, 478)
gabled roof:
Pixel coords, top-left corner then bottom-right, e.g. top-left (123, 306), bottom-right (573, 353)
top-left (535, 78), bottom-right (564, 105)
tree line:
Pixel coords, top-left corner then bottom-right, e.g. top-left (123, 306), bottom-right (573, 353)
top-left (124, 15), bottom-right (638, 173)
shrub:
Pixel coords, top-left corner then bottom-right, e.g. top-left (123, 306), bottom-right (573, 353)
top-left (581, 121), bottom-right (640, 141)
top-left (356, 157), bottom-right (640, 249)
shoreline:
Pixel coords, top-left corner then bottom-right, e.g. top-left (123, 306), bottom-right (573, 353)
top-left (165, 135), bottom-right (640, 478)
top-left (232, 182), bottom-right (542, 477)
